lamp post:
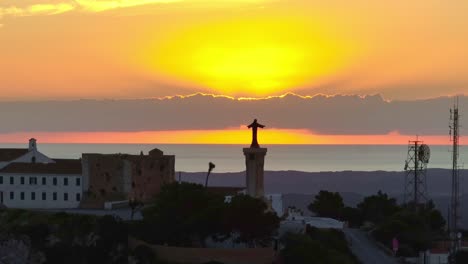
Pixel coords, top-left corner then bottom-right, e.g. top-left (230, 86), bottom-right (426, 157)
top-left (204, 162), bottom-right (216, 188)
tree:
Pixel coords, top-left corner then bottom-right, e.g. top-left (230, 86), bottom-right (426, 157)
top-left (308, 191), bottom-right (344, 219)
top-left (224, 195), bottom-right (280, 247)
top-left (142, 182), bottom-right (226, 246)
top-left (373, 210), bottom-right (437, 255)
top-left (281, 232), bottom-right (357, 264)
top-left (422, 200), bottom-right (446, 231)
top-left (281, 233), bottom-right (326, 264)
top-left (357, 191), bottom-right (400, 224)
top-left (341, 207), bottom-right (363, 228)
top-left (94, 215), bottom-right (128, 263)
top-left (132, 245), bottom-right (157, 264)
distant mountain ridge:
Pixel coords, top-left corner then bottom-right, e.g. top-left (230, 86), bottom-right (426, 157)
top-left (181, 168), bottom-right (464, 196)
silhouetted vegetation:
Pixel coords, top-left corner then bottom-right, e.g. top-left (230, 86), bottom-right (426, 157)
top-left (357, 190), bottom-right (400, 224)
top-left (340, 206), bottom-right (363, 228)
top-left (223, 194), bottom-right (280, 246)
top-left (308, 190), bottom-right (344, 219)
top-left (140, 182), bottom-right (226, 247)
top-left (134, 182), bottom-right (279, 248)
top-left (131, 244), bottom-right (158, 264)
top-left (0, 209), bottom-right (127, 264)
top-left (308, 190), bottom-right (448, 257)
top-left (373, 201), bottom-right (446, 256)
top-left (281, 227), bottom-right (359, 264)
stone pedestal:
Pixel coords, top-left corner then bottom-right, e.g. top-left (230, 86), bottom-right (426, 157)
top-left (243, 147), bottom-right (267, 198)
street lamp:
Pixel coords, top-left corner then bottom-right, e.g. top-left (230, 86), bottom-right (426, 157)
top-left (204, 162), bottom-right (216, 188)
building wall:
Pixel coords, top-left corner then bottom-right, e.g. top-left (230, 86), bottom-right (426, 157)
top-left (130, 152), bottom-right (175, 201)
top-left (81, 150), bottom-right (175, 208)
top-left (428, 254), bottom-right (448, 264)
top-left (81, 154), bottom-right (128, 207)
top-left (0, 173), bottom-right (82, 209)
top-left (265, 194), bottom-right (284, 217)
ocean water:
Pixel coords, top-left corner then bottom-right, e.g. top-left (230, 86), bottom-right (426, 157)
top-left (0, 143), bottom-right (463, 173)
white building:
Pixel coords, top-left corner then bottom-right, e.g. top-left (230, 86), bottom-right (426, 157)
top-left (0, 139), bottom-right (83, 209)
top-left (265, 194), bottom-right (284, 217)
top-left (281, 207), bottom-right (345, 233)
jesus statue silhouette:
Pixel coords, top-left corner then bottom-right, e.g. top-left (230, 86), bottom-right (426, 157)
top-left (247, 119), bottom-right (265, 148)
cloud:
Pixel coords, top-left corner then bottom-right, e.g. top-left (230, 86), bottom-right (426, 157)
top-left (0, 3), bottom-right (74, 17)
top-left (0, 0), bottom-right (264, 18)
top-left (0, 93), bottom-right (462, 135)
top-left (29, 3), bottom-right (75, 14)
top-left (0, 1), bottom-right (177, 21)
top-left (75, 0), bottom-right (181, 12)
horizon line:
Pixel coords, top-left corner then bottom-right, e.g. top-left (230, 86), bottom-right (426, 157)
top-left (0, 130), bottom-right (464, 145)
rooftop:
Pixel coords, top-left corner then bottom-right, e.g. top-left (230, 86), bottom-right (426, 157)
top-left (82, 148), bottom-right (175, 160)
top-left (0, 159), bottom-right (82, 175)
top-left (0, 148), bottom-right (29, 162)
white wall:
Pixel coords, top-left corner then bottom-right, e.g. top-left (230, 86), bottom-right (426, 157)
top-left (428, 254), bottom-right (448, 264)
top-left (266, 194), bottom-right (284, 217)
top-left (0, 173), bottom-right (82, 209)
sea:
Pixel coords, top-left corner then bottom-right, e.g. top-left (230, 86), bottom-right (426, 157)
top-left (0, 144), bottom-right (463, 173)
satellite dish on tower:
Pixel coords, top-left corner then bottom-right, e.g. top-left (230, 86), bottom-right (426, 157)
top-left (403, 139), bottom-right (430, 207)
top-left (418, 144), bottom-right (430, 164)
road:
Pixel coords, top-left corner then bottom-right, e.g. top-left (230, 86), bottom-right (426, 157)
top-left (344, 228), bottom-right (399, 264)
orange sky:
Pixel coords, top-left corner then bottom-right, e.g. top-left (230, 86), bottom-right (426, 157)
top-left (0, 130), bottom-right (463, 145)
top-left (1, 0), bottom-right (468, 100)
top-left (1, 1), bottom-right (467, 145)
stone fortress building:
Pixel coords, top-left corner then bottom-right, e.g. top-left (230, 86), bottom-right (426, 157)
top-left (81, 149), bottom-right (175, 208)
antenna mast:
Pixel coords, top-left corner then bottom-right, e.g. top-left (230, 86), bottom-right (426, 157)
top-left (449, 98), bottom-right (461, 259)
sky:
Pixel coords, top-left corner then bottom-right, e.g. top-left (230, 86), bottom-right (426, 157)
top-left (1, 0), bottom-right (468, 144)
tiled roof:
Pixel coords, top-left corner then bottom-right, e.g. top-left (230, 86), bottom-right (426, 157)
top-left (0, 149), bottom-right (29, 162)
top-left (0, 159), bottom-right (82, 175)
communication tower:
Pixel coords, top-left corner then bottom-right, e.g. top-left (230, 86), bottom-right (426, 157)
top-left (404, 138), bottom-right (430, 209)
top-left (449, 99), bottom-right (461, 260)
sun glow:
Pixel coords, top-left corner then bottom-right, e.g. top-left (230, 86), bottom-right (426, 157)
top-left (140, 15), bottom-right (354, 96)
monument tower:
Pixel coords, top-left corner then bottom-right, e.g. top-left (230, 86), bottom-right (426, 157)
top-left (243, 119), bottom-right (267, 198)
